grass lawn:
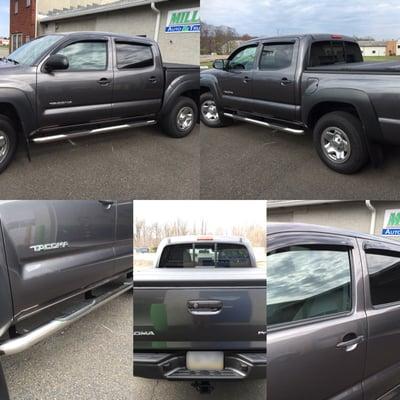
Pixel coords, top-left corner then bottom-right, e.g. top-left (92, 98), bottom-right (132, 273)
top-left (364, 55), bottom-right (400, 62)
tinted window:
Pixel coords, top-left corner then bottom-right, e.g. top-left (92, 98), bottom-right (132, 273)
top-left (116, 42), bottom-right (154, 69)
top-left (159, 243), bottom-right (251, 268)
top-left (309, 41), bottom-right (362, 67)
top-left (229, 46), bottom-right (257, 71)
top-left (366, 251), bottom-right (400, 306)
top-left (57, 41), bottom-right (107, 71)
top-left (260, 43), bottom-right (294, 70)
top-left (267, 246), bottom-right (352, 326)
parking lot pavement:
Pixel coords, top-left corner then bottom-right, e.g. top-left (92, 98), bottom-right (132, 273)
top-left (0, 125), bottom-right (199, 199)
top-left (3, 292), bottom-right (133, 400)
top-left (200, 122), bottom-right (400, 199)
top-left (132, 378), bottom-right (266, 400)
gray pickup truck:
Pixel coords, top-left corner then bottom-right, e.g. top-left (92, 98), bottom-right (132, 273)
top-left (0, 32), bottom-right (199, 172)
top-left (268, 222), bottom-right (400, 400)
top-left (133, 236), bottom-right (266, 394)
top-left (201, 34), bottom-right (400, 173)
top-left (0, 200), bottom-right (133, 396)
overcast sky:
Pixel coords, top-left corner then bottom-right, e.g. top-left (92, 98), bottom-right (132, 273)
top-left (202, 0), bottom-right (400, 40)
top-left (0, 0), bottom-right (8, 37)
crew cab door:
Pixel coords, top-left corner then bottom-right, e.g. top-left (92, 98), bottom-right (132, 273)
top-left (360, 239), bottom-right (400, 400)
top-left (267, 232), bottom-right (367, 400)
top-left (251, 40), bottom-right (298, 121)
top-left (111, 40), bottom-right (164, 119)
top-left (36, 36), bottom-right (113, 130)
top-left (0, 201), bottom-right (116, 320)
top-left (114, 200), bottom-right (133, 275)
top-left (217, 44), bottom-right (258, 112)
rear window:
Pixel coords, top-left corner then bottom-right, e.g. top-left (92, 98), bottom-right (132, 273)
top-left (309, 40), bottom-right (363, 67)
top-left (159, 243), bottom-right (252, 268)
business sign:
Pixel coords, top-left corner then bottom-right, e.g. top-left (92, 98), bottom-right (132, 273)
top-left (165, 8), bottom-right (200, 33)
top-left (382, 209), bottom-right (400, 235)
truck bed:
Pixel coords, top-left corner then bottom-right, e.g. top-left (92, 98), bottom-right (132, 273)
top-left (306, 60), bottom-right (400, 72)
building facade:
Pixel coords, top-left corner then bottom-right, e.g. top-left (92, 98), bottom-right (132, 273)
top-left (358, 40), bottom-right (387, 57)
top-left (9, 0), bottom-right (36, 51)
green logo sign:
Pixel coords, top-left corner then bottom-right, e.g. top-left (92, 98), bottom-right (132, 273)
top-left (387, 211), bottom-right (400, 227)
top-left (166, 8), bottom-right (200, 33)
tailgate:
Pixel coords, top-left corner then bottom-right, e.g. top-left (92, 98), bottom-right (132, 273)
top-left (133, 268), bottom-right (266, 351)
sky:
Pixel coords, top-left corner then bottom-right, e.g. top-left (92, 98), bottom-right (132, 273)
top-left (134, 200), bottom-right (266, 233)
top-left (201, 0), bottom-right (400, 40)
top-left (0, 0), bottom-right (8, 37)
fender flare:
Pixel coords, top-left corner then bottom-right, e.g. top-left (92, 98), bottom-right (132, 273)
top-left (200, 73), bottom-right (224, 109)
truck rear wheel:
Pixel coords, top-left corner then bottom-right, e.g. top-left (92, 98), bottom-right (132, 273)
top-left (0, 115), bottom-right (18, 174)
top-left (313, 111), bottom-right (369, 174)
top-left (200, 92), bottom-right (231, 128)
top-left (161, 96), bottom-right (198, 138)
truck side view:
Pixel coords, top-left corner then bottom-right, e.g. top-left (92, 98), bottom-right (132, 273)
top-left (268, 223), bottom-right (400, 400)
top-left (0, 200), bottom-right (132, 366)
top-left (133, 236), bottom-right (266, 394)
top-left (200, 34), bottom-right (400, 174)
top-left (0, 32), bottom-right (199, 172)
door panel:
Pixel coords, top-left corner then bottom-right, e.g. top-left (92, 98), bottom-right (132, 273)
top-left (267, 233), bottom-right (367, 400)
top-left (252, 41), bottom-right (298, 121)
top-left (36, 39), bottom-right (113, 129)
top-left (1, 201), bottom-right (116, 319)
top-left (112, 42), bottom-right (163, 119)
top-left (114, 200), bottom-right (133, 275)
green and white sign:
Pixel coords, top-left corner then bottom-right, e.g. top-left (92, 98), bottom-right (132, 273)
top-left (382, 209), bottom-right (400, 236)
top-left (165, 7), bottom-right (200, 33)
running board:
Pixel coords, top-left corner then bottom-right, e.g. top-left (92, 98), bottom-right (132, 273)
top-left (0, 280), bottom-right (132, 356)
top-left (32, 120), bottom-right (157, 144)
top-left (223, 113), bottom-right (305, 135)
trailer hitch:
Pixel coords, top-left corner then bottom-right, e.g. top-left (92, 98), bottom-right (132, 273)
top-left (191, 381), bottom-right (214, 394)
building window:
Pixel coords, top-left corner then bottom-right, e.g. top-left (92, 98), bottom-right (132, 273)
top-left (14, 0), bottom-right (19, 14)
top-left (26, 0), bottom-right (31, 7)
top-left (372, 50), bottom-right (376, 54)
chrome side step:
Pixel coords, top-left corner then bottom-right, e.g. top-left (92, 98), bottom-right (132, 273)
top-left (33, 120), bottom-right (157, 144)
top-left (223, 113), bottom-right (305, 135)
top-left (0, 280), bottom-right (132, 356)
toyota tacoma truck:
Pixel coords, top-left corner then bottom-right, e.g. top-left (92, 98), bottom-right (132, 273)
top-left (268, 222), bottom-right (400, 400)
top-left (0, 32), bottom-right (199, 172)
top-left (0, 200), bottom-right (133, 395)
top-left (200, 34), bottom-right (400, 174)
top-left (133, 236), bottom-right (266, 394)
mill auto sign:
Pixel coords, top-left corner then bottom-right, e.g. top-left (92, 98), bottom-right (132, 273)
top-left (382, 210), bottom-right (400, 236)
top-left (165, 8), bottom-right (200, 33)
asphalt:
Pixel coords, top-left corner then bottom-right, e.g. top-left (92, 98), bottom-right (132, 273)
top-left (200, 122), bottom-right (400, 199)
top-left (0, 125), bottom-right (199, 199)
top-left (2, 291), bottom-right (133, 400)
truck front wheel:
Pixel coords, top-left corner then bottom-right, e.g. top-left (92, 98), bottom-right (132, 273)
top-left (200, 92), bottom-right (231, 128)
top-left (0, 115), bottom-right (18, 174)
top-left (313, 111), bottom-right (369, 174)
top-left (161, 96), bottom-right (198, 138)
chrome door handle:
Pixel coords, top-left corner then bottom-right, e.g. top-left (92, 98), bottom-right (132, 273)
top-left (281, 77), bottom-right (293, 86)
top-left (336, 335), bottom-right (364, 352)
top-left (97, 78), bottom-right (111, 86)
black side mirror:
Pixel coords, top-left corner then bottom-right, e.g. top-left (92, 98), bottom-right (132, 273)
top-left (45, 54), bottom-right (69, 72)
top-left (212, 59), bottom-right (226, 70)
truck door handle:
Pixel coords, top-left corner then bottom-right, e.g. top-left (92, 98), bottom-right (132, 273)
top-left (148, 76), bottom-right (157, 83)
top-left (187, 300), bottom-right (223, 316)
top-left (281, 77), bottom-right (293, 86)
top-left (98, 200), bottom-right (114, 210)
top-left (243, 76), bottom-right (251, 83)
top-left (97, 78), bottom-right (111, 86)
top-left (336, 334), bottom-right (364, 352)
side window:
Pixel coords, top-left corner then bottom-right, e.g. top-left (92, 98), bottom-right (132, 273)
top-left (267, 245), bottom-right (352, 326)
top-left (116, 42), bottom-right (154, 69)
top-left (229, 46), bottom-right (257, 71)
top-left (57, 41), bottom-right (107, 71)
top-left (366, 251), bottom-right (400, 306)
top-left (259, 43), bottom-right (294, 70)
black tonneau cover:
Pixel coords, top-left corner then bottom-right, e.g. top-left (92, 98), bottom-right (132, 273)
top-left (307, 60), bottom-right (400, 73)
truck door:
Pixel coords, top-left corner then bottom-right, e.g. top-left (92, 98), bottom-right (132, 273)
top-left (251, 40), bottom-right (298, 121)
top-left (111, 40), bottom-right (164, 119)
top-left (360, 240), bottom-right (400, 400)
top-left (267, 232), bottom-right (367, 400)
top-left (218, 44), bottom-right (258, 112)
top-left (1, 200), bottom-right (116, 319)
top-left (114, 200), bottom-right (133, 275)
top-left (36, 36), bottom-right (113, 130)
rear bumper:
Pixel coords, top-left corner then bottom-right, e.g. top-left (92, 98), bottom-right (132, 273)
top-left (134, 352), bottom-right (266, 381)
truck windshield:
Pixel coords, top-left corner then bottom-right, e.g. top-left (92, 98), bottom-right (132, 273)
top-left (159, 243), bottom-right (252, 268)
top-left (6, 35), bottom-right (61, 66)
top-left (309, 41), bottom-right (363, 67)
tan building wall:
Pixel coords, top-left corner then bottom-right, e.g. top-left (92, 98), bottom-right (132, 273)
top-left (37, 0), bottom-right (116, 15)
top-left (387, 40), bottom-right (397, 56)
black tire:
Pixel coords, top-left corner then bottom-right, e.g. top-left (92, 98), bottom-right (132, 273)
top-left (161, 96), bottom-right (198, 138)
top-left (200, 92), bottom-right (232, 128)
top-left (313, 111), bottom-right (369, 174)
top-left (0, 115), bottom-right (18, 174)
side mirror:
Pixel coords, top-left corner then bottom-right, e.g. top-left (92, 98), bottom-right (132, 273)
top-left (212, 59), bottom-right (226, 70)
top-left (45, 54), bottom-right (69, 72)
